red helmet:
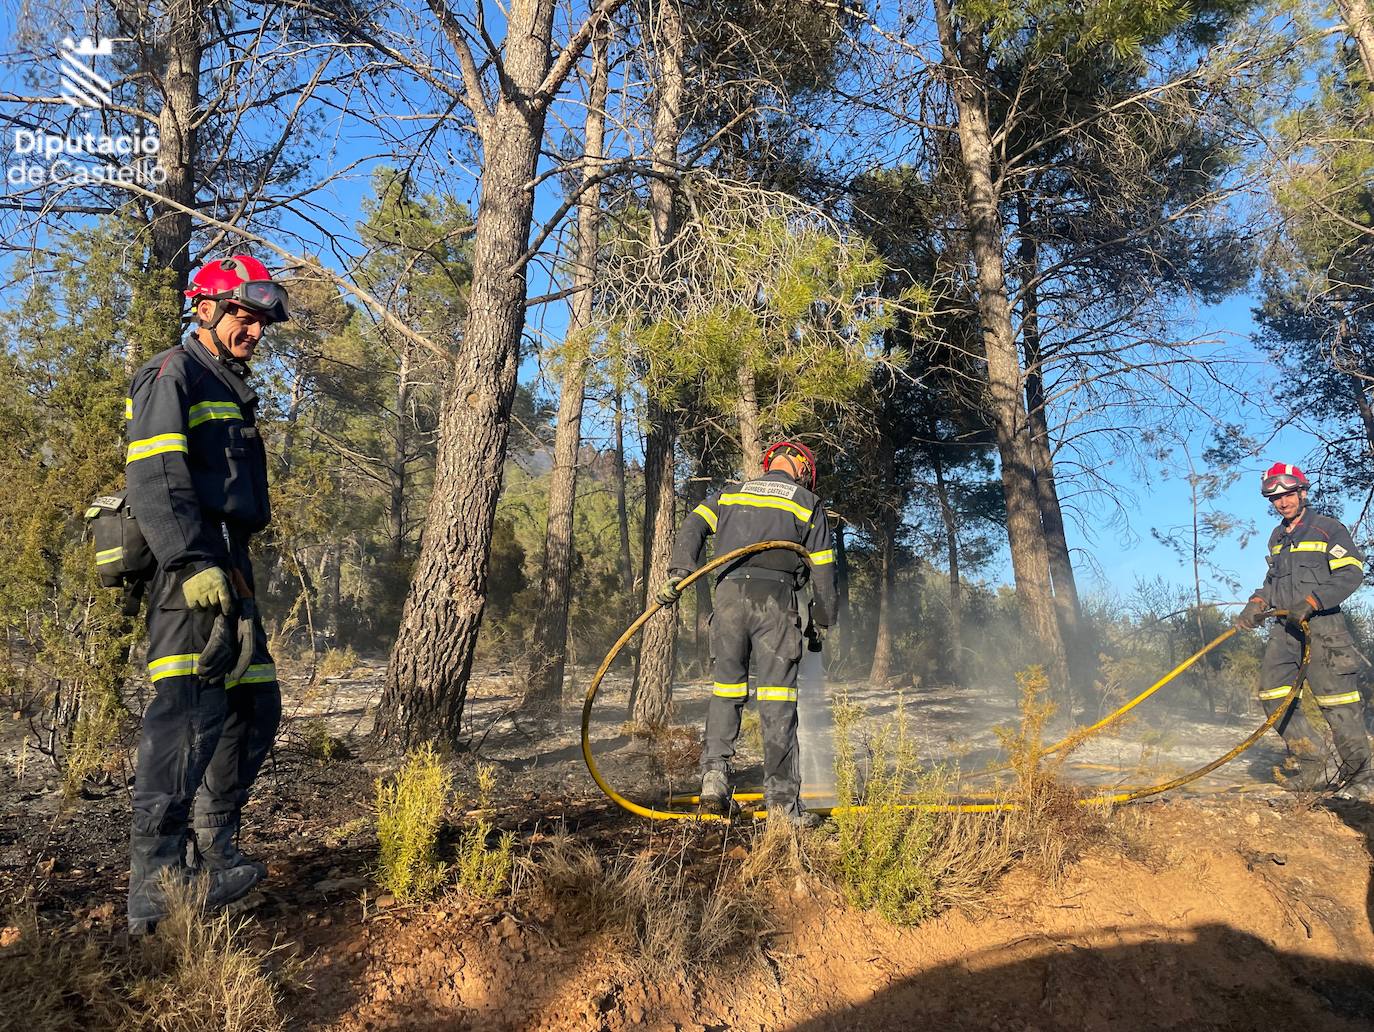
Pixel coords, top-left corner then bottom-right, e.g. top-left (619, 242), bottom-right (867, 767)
top-left (762, 440), bottom-right (817, 491)
top-left (185, 255), bottom-right (289, 324)
top-left (1261, 462), bottom-right (1309, 498)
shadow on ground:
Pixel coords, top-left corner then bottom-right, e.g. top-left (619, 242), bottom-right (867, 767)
top-left (781, 922), bottom-right (1374, 1032)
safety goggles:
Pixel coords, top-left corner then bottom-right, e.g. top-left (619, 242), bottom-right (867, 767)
top-left (210, 280), bottom-right (290, 323)
top-left (1261, 474), bottom-right (1305, 498)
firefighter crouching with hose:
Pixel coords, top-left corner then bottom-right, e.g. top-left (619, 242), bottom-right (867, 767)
top-left (121, 256), bottom-right (290, 934)
top-left (655, 442), bottom-right (838, 826)
top-left (1235, 463), bottom-right (1374, 799)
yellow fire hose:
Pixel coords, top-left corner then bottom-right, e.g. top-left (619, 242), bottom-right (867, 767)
top-left (580, 541), bottom-right (1308, 820)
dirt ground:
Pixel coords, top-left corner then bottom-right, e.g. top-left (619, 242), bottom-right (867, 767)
top-left (4, 657), bottom-right (1374, 1031)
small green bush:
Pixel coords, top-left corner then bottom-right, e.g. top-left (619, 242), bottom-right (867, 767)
top-left (375, 743), bottom-right (451, 902)
top-left (453, 764), bottom-right (513, 899)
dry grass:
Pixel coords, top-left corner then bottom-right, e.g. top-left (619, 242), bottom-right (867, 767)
top-left (523, 825), bottom-right (773, 980)
top-left (127, 879), bottom-right (301, 1032)
top-left (0, 881), bottom-right (300, 1032)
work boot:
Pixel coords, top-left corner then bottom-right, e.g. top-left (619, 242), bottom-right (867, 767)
top-left (192, 815), bottom-right (268, 880)
top-left (128, 832), bottom-right (187, 935)
top-left (794, 810), bottom-right (826, 831)
top-left (700, 770), bottom-right (731, 815)
top-left (129, 863), bottom-right (264, 936)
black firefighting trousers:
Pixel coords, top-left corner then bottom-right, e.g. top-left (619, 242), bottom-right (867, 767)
top-left (701, 577), bottom-right (805, 817)
top-left (128, 554), bottom-right (280, 922)
top-left (1259, 613), bottom-right (1371, 785)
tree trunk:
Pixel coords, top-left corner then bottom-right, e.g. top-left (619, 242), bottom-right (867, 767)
top-left (934, 0), bottom-right (1068, 691)
top-left (1018, 197), bottom-right (1086, 700)
top-left (868, 501), bottom-right (899, 685)
top-left (377, 0), bottom-right (590, 746)
top-left (1336, 0), bottom-right (1374, 84)
top-left (931, 437), bottom-right (962, 684)
top-left (832, 516), bottom-right (850, 669)
top-left (685, 471), bottom-right (712, 677)
top-left (737, 362), bottom-right (761, 475)
top-left (150, 2), bottom-right (202, 338)
top-left (628, 0), bottom-right (685, 729)
top-left (613, 389), bottom-right (634, 596)
top-left (631, 400), bottom-right (677, 725)
top-left (389, 348), bottom-right (410, 561)
top-left (525, 28), bottom-right (609, 713)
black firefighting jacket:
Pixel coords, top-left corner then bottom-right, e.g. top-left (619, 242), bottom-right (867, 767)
top-left (125, 340), bottom-right (271, 572)
top-left (670, 470), bottom-right (839, 626)
top-left (1252, 507), bottom-right (1366, 613)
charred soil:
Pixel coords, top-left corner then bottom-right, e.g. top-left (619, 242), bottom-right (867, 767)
top-left (3, 659), bottom-right (1374, 1031)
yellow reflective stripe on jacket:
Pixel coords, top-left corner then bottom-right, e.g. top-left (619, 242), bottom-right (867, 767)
top-left (148, 653), bottom-right (198, 682)
top-left (712, 681), bottom-right (747, 698)
top-left (1329, 556), bottom-right (1364, 573)
top-left (809, 549), bottom-right (835, 566)
top-left (1289, 540), bottom-right (1328, 553)
top-left (719, 492), bottom-right (814, 522)
top-left (1316, 690), bottom-right (1362, 707)
top-left (228, 663), bottom-right (277, 688)
top-left (124, 398), bottom-right (133, 419)
top-left (1270, 544), bottom-right (1282, 555)
top-left (127, 432), bottom-right (189, 463)
top-left (692, 503), bottom-right (718, 532)
top-left (188, 400), bottom-right (242, 429)
top-left (95, 546), bottom-right (123, 566)
top-left (756, 685), bottom-right (798, 703)
top-left (1257, 685), bottom-right (1293, 701)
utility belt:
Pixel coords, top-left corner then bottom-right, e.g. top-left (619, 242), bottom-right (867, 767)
top-left (718, 565), bottom-right (802, 591)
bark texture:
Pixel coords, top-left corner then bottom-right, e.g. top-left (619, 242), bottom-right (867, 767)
top-left (525, 29), bottom-right (609, 712)
top-left (931, 437), bottom-right (962, 684)
top-left (934, 0), bottom-right (1068, 689)
top-left (632, 400), bottom-right (678, 725)
top-left (737, 363), bottom-right (762, 475)
top-left (148, 2), bottom-right (201, 343)
top-left (1336, 0), bottom-right (1374, 83)
top-left (377, 0), bottom-right (616, 745)
top-left (629, 0), bottom-right (686, 727)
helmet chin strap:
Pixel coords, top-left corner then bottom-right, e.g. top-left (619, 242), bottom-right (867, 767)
top-left (201, 301), bottom-right (250, 376)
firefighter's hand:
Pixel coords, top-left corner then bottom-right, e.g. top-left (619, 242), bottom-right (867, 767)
top-left (1236, 596), bottom-right (1268, 631)
top-left (182, 567), bottom-right (233, 615)
top-left (655, 576), bottom-right (685, 607)
top-left (1285, 595), bottom-right (1319, 631)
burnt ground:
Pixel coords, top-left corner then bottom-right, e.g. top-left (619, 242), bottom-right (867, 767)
top-left (3, 654), bottom-right (1374, 1030)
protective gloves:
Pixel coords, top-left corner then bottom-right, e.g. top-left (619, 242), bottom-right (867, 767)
top-left (655, 574), bottom-right (686, 607)
top-left (1285, 594), bottom-right (1320, 632)
top-left (1236, 595), bottom-right (1268, 631)
top-left (806, 624), bottom-right (828, 653)
top-left (182, 567), bottom-right (233, 614)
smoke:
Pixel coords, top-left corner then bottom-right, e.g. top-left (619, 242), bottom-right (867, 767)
top-left (797, 645), bottom-right (838, 805)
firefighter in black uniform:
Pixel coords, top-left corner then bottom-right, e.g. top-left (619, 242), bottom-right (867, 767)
top-left (124, 256), bottom-right (289, 933)
top-left (657, 441), bottom-right (839, 823)
top-left (1236, 463), bottom-right (1373, 798)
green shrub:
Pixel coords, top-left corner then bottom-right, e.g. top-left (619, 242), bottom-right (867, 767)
top-left (375, 743), bottom-right (451, 902)
top-left (453, 763), bottom-right (513, 899)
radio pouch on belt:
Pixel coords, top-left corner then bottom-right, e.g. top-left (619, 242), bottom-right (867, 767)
top-left (84, 492), bottom-right (155, 614)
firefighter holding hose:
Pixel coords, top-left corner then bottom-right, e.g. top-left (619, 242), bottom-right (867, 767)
top-left (656, 442), bottom-right (839, 825)
top-left (1236, 463), bottom-right (1373, 798)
